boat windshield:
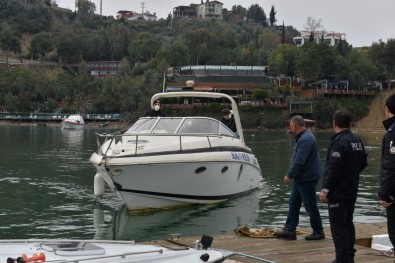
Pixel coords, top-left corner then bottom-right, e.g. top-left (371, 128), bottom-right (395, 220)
top-left (124, 117), bottom-right (236, 137)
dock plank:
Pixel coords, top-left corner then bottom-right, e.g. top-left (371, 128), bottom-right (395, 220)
top-left (143, 223), bottom-right (391, 262)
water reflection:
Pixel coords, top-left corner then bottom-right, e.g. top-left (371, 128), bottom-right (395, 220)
top-left (93, 187), bottom-right (266, 241)
top-left (0, 127), bottom-right (388, 241)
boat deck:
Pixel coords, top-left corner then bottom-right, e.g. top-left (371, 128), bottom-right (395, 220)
top-left (143, 222), bottom-right (391, 263)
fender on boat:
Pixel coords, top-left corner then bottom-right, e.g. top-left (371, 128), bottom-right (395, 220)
top-left (94, 173), bottom-right (105, 198)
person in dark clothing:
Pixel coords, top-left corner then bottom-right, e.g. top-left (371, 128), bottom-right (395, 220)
top-left (221, 108), bottom-right (237, 133)
top-left (275, 115), bottom-right (325, 241)
top-left (378, 94), bottom-right (395, 258)
top-left (144, 100), bottom-right (166, 117)
top-left (320, 110), bottom-right (368, 263)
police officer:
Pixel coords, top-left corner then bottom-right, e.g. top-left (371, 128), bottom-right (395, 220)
top-left (320, 110), bottom-right (367, 263)
top-left (378, 93), bottom-right (395, 257)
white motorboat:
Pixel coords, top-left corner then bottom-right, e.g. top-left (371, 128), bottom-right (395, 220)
top-left (0, 239), bottom-right (224, 263)
top-left (62, 114), bottom-right (85, 129)
top-left (90, 92), bottom-right (262, 211)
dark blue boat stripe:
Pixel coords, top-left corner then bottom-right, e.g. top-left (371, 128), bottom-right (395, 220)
top-left (118, 188), bottom-right (255, 200)
top-left (111, 146), bottom-right (252, 158)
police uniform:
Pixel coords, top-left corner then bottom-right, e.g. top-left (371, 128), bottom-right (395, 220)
top-left (379, 116), bottom-right (395, 248)
top-left (322, 129), bottom-right (367, 263)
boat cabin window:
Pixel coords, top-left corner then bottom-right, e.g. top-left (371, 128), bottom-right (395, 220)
top-left (152, 118), bottom-right (180, 133)
top-left (125, 117), bottom-right (236, 137)
top-left (125, 118), bottom-right (157, 133)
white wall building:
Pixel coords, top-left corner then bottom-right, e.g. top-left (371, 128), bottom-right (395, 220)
top-left (293, 30), bottom-right (346, 46)
top-left (196, 0), bottom-right (223, 19)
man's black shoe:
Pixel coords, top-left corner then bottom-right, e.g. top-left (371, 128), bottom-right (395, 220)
top-left (275, 230), bottom-right (296, 240)
top-left (304, 232), bottom-right (325, 240)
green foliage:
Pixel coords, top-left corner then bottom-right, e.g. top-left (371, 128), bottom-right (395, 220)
top-left (0, 0), bottom-right (393, 126)
top-left (313, 95), bottom-right (369, 128)
top-left (0, 22), bottom-right (21, 62)
top-left (252, 89), bottom-right (268, 100)
top-left (30, 32), bottom-right (53, 60)
top-left (246, 4), bottom-right (268, 27)
top-left (269, 6), bottom-right (276, 26)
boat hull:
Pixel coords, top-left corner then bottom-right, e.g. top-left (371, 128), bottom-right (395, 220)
top-left (91, 151), bottom-right (261, 211)
top-left (61, 121), bottom-right (84, 129)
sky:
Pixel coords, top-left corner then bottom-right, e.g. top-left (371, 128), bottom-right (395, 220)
top-left (56, 0), bottom-right (395, 47)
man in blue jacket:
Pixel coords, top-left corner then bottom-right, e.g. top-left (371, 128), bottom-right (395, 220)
top-left (320, 110), bottom-right (367, 263)
top-left (276, 115), bottom-right (324, 241)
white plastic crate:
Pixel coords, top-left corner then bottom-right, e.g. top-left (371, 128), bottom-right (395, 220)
top-left (371, 234), bottom-right (393, 251)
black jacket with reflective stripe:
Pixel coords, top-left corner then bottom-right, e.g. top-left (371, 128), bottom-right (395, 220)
top-left (323, 129), bottom-right (367, 201)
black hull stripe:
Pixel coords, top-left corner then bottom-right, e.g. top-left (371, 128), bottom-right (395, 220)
top-left (111, 146), bottom-right (252, 159)
top-left (118, 188), bottom-right (257, 201)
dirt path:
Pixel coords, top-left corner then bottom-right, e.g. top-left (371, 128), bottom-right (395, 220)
top-left (355, 89), bottom-right (395, 131)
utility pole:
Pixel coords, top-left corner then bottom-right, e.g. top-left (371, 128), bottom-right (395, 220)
top-left (141, 2), bottom-right (145, 14)
top-left (100, 0), bottom-right (102, 16)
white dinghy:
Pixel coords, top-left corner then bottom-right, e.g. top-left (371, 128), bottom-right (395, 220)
top-left (0, 238), bottom-right (224, 263)
top-left (62, 115), bottom-right (85, 130)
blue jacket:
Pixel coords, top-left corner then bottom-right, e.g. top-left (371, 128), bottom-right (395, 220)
top-left (287, 129), bottom-right (323, 182)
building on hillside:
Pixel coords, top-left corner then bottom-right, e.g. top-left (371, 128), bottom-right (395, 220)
top-left (116, 10), bottom-right (135, 20)
top-left (197, 0), bottom-right (223, 19)
top-left (173, 1), bottom-right (223, 20)
top-left (85, 61), bottom-right (121, 77)
top-left (166, 65), bottom-right (271, 102)
top-left (173, 5), bottom-right (198, 18)
top-left (116, 10), bottom-right (157, 21)
top-left (293, 30), bottom-right (346, 46)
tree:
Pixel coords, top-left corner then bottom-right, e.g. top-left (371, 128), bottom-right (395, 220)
top-left (252, 89), bottom-right (268, 101)
top-left (246, 4), bottom-right (268, 27)
top-left (268, 44), bottom-right (300, 77)
top-left (269, 5), bottom-right (276, 26)
top-left (165, 42), bottom-right (190, 66)
top-left (369, 39), bottom-right (395, 90)
top-left (231, 5), bottom-right (247, 20)
top-left (128, 33), bottom-right (161, 62)
top-left (0, 22), bottom-right (21, 63)
top-left (296, 43), bottom-right (336, 83)
top-left (29, 32), bottom-right (53, 62)
top-left (346, 51), bottom-right (378, 90)
top-left (77, 0), bottom-right (96, 16)
top-left (304, 16), bottom-right (325, 41)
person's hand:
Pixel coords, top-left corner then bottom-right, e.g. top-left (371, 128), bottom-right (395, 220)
top-left (319, 191), bottom-right (328, 203)
top-left (379, 200), bottom-right (392, 208)
top-left (284, 175), bottom-right (292, 184)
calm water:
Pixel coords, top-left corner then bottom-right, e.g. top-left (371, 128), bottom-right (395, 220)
top-left (0, 126), bottom-right (386, 241)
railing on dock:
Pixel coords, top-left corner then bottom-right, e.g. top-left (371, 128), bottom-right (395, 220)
top-left (0, 113), bottom-right (121, 122)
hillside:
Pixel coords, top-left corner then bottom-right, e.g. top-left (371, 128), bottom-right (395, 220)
top-left (355, 89), bottom-right (395, 131)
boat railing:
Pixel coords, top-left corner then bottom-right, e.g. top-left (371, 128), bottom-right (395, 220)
top-left (52, 248), bottom-right (165, 263)
top-left (95, 132), bottom-right (239, 158)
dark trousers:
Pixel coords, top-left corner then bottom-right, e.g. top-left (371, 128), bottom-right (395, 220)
top-left (285, 180), bottom-right (323, 233)
top-left (387, 203), bottom-right (395, 248)
top-left (328, 200), bottom-right (356, 263)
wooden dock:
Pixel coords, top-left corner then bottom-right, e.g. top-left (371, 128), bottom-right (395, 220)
top-left (143, 222), bottom-right (392, 262)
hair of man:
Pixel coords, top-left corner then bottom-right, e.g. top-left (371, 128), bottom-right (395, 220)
top-left (333, 110), bottom-right (352, 129)
top-left (290, 115), bottom-right (305, 127)
top-left (385, 94), bottom-right (395, 114)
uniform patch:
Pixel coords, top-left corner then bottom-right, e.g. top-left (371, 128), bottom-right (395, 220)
top-left (390, 147), bottom-right (395, 154)
top-left (332, 152), bottom-right (341, 158)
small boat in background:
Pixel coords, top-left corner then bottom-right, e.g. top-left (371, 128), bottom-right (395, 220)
top-left (62, 114), bottom-right (85, 129)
